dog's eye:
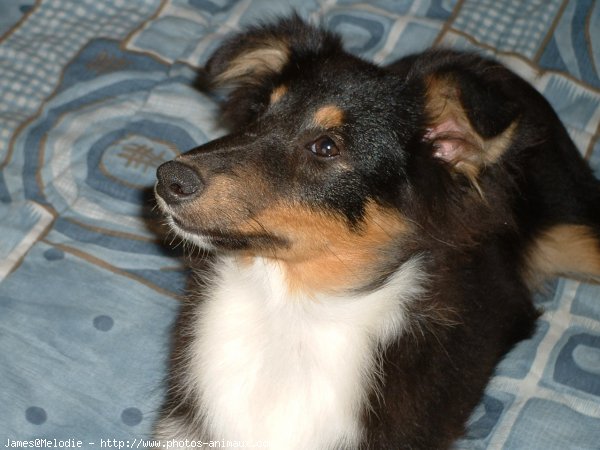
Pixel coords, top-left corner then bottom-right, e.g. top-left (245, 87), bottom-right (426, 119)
top-left (308, 136), bottom-right (340, 158)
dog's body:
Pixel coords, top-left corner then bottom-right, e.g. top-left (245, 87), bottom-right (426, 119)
top-left (154, 17), bottom-right (600, 449)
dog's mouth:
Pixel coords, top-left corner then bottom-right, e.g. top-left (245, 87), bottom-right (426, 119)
top-left (172, 217), bottom-right (287, 251)
top-left (156, 194), bottom-right (287, 252)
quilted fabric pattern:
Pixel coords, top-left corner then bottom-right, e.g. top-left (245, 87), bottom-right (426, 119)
top-left (0, 1), bottom-right (598, 448)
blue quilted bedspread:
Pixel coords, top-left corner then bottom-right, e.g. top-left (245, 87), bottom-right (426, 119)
top-left (1, 1), bottom-right (599, 448)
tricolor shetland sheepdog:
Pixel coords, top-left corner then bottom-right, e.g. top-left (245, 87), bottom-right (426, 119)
top-left (153, 16), bottom-right (600, 450)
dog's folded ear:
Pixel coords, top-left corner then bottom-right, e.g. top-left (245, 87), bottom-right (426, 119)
top-left (203, 15), bottom-right (341, 127)
top-left (205, 28), bottom-right (290, 88)
top-left (422, 61), bottom-right (520, 192)
top-left (206, 15), bottom-right (341, 87)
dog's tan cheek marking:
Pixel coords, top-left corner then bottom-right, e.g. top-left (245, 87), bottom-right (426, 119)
top-left (312, 105), bottom-right (345, 129)
top-left (525, 224), bottom-right (600, 286)
top-left (248, 201), bottom-right (410, 294)
top-left (270, 85), bottom-right (287, 104)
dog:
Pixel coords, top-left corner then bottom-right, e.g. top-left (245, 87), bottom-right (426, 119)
top-left (153, 15), bottom-right (600, 449)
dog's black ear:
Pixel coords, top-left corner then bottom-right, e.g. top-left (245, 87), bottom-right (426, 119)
top-left (206, 28), bottom-right (289, 88)
top-left (204, 15), bottom-right (341, 128)
top-left (421, 59), bottom-right (520, 191)
top-left (206, 15), bottom-right (341, 86)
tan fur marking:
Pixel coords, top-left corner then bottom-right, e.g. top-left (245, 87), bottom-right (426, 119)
top-left (313, 105), bottom-right (345, 129)
top-left (215, 39), bottom-right (289, 86)
top-left (526, 224), bottom-right (600, 286)
top-left (483, 122), bottom-right (517, 164)
top-left (240, 201), bottom-right (409, 294)
top-left (270, 85), bottom-right (287, 104)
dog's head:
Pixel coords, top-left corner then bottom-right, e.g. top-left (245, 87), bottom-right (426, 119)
top-left (155, 16), bottom-right (522, 293)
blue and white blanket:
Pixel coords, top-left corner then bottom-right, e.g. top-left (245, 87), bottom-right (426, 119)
top-left (1, 1), bottom-right (599, 448)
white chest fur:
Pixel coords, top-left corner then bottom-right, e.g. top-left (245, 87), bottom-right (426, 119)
top-left (184, 256), bottom-right (425, 449)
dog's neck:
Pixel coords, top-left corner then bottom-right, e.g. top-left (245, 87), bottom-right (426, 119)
top-left (183, 255), bottom-right (426, 448)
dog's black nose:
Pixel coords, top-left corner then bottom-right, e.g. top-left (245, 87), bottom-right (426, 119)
top-left (156, 160), bottom-right (203, 203)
